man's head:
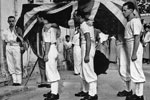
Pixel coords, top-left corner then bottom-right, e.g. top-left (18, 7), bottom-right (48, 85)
top-left (122, 2), bottom-right (135, 18)
top-left (8, 16), bottom-right (15, 27)
top-left (73, 10), bottom-right (86, 25)
top-left (65, 35), bottom-right (70, 42)
top-left (37, 11), bottom-right (50, 24)
top-left (144, 24), bottom-right (150, 32)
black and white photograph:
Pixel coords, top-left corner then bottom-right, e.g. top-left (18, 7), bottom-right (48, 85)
top-left (0, 0), bottom-right (150, 100)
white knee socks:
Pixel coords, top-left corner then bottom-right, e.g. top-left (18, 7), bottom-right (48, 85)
top-left (81, 80), bottom-right (89, 93)
top-left (51, 81), bottom-right (59, 95)
top-left (16, 74), bottom-right (22, 84)
top-left (125, 81), bottom-right (132, 91)
top-left (12, 74), bottom-right (17, 83)
top-left (135, 83), bottom-right (144, 96)
top-left (89, 81), bottom-right (97, 96)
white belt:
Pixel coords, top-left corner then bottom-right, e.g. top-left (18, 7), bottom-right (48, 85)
top-left (125, 38), bottom-right (134, 42)
top-left (7, 42), bottom-right (20, 46)
top-left (116, 40), bottom-right (125, 46)
top-left (74, 45), bottom-right (80, 46)
top-left (81, 40), bottom-right (95, 44)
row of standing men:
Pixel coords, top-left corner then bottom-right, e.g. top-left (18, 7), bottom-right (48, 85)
top-left (1, 1), bottom-right (148, 100)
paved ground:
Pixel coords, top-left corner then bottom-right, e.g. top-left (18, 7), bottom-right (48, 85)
top-left (0, 63), bottom-right (150, 100)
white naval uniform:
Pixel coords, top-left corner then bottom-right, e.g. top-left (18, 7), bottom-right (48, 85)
top-left (124, 18), bottom-right (145, 83)
top-left (42, 26), bottom-right (60, 94)
top-left (116, 41), bottom-right (130, 81)
top-left (124, 18), bottom-right (145, 96)
top-left (2, 28), bottom-right (22, 84)
top-left (72, 30), bottom-right (81, 74)
top-left (80, 21), bottom-right (97, 96)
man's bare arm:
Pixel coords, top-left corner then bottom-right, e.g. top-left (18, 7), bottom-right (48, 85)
top-left (84, 32), bottom-right (91, 63)
top-left (132, 35), bottom-right (140, 61)
top-left (44, 42), bottom-right (51, 62)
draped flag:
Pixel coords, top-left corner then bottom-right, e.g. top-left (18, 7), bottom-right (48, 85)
top-left (16, 0), bottom-right (129, 58)
top-left (78, 0), bottom-right (127, 36)
top-left (16, 1), bottom-right (77, 58)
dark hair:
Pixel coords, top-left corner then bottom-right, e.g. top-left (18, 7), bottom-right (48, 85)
top-left (76, 10), bottom-right (85, 18)
top-left (123, 2), bottom-right (135, 10)
top-left (141, 19), bottom-right (144, 24)
top-left (65, 35), bottom-right (70, 39)
top-left (144, 24), bottom-right (150, 29)
top-left (8, 16), bottom-right (15, 20)
top-left (37, 11), bottom-right (55, 23)
top-left (37, 11), bottom-right (48, 19)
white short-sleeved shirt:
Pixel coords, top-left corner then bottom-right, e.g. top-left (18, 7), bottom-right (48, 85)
top-left (80, 21), bottom-right (95, 43)
top-left (64, 41), bottom-right (72, 49)
top-left (72, 30), bottom-right (80, 46)
top-left (42, 27), bottom-right (57, 43)
top-left (99, 32), bottom-right (109, 43)
top-left (124, 18), bottom-right (143, 39)
top-left (1, 28), bottom-right (17, 42)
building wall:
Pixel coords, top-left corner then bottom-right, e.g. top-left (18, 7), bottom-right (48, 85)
top-left (1, 0), bottom-right (28, 31)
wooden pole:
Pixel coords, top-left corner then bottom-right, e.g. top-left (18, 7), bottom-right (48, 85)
top-left (24, 58), bottom-right (39, 86)
top-left (14, 0), bottom-right (24, 78)
top-left (14, 0), bottom-right (18, 18)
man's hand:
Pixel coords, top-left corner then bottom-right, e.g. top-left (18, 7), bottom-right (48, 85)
top-left (84, 55), bottom-right (90, 63)
top-left (131, 54), bottom-right (137, 61)
top-left (44, 55), bottom-right (49, 62)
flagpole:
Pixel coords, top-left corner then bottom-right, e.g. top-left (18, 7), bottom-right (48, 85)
top-left (14, 0), bottom-right (18, 18)
top-left (14, 0), bottom-right (24, 78)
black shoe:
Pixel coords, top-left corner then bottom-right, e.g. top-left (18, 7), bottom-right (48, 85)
top-left (125, 94), bottom-right (137, 100)
top-left (80, 94), bottom-right (98, 100)
top-left (117, 90), bottom-right (132, 97)
top-left (13, 83), bottom-right (17, 86)
top-left (46, 84), bottom-right (51, 88)
top-left (147, 61), bottom-right (150, 64)
top-left (75, 91), bottom-right (88, 97)
top-left (15, 83), bottom-right (21, 86)
top-left (13, 83), bottom-right (21, 86)
top-left (43, 91), bottom-right (51, 97)
top-left (44, 93), bottom-right (59, 100)
top-left (38, 84), bottom-right (51, 88)
top-left (126, 94), bottom-right (144, 100)
top-left (135, 95), bottom-right (144, 100)
top-left (74, 73), bottom-right (80, 75)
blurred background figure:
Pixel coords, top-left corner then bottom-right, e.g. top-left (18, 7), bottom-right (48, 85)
top-left (72, 27), bottom-right (81, 75)
top-left (143, 24), bottom-right (150, 64)
top-left (108, 36), bottom-right (117, 64)
top-left (63, 35), bottom-right (74, 71)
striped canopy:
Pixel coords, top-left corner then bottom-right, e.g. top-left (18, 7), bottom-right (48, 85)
top-left (16, 0), bottom-right (129, 57)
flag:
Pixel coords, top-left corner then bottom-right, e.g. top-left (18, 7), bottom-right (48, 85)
top-left (78, 0), bottom-right (127, 75)
top-left (78, 0), bottom-right (127, 36)
top-left (16, 0), bottom-right (131, 58)
top-left (16, 1), bottom-right (77, 58)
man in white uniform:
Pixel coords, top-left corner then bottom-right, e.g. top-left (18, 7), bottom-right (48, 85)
top-left (122, 2), bottom-right (146, 100)
top-left (2, 16), bottom-right (23, 86)
top-left (73, 10), bottom-right (98, 100)
top-left (38, 12), bottom-right (60, 100)
top-left (72, 27), bottom-right (81, 75)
